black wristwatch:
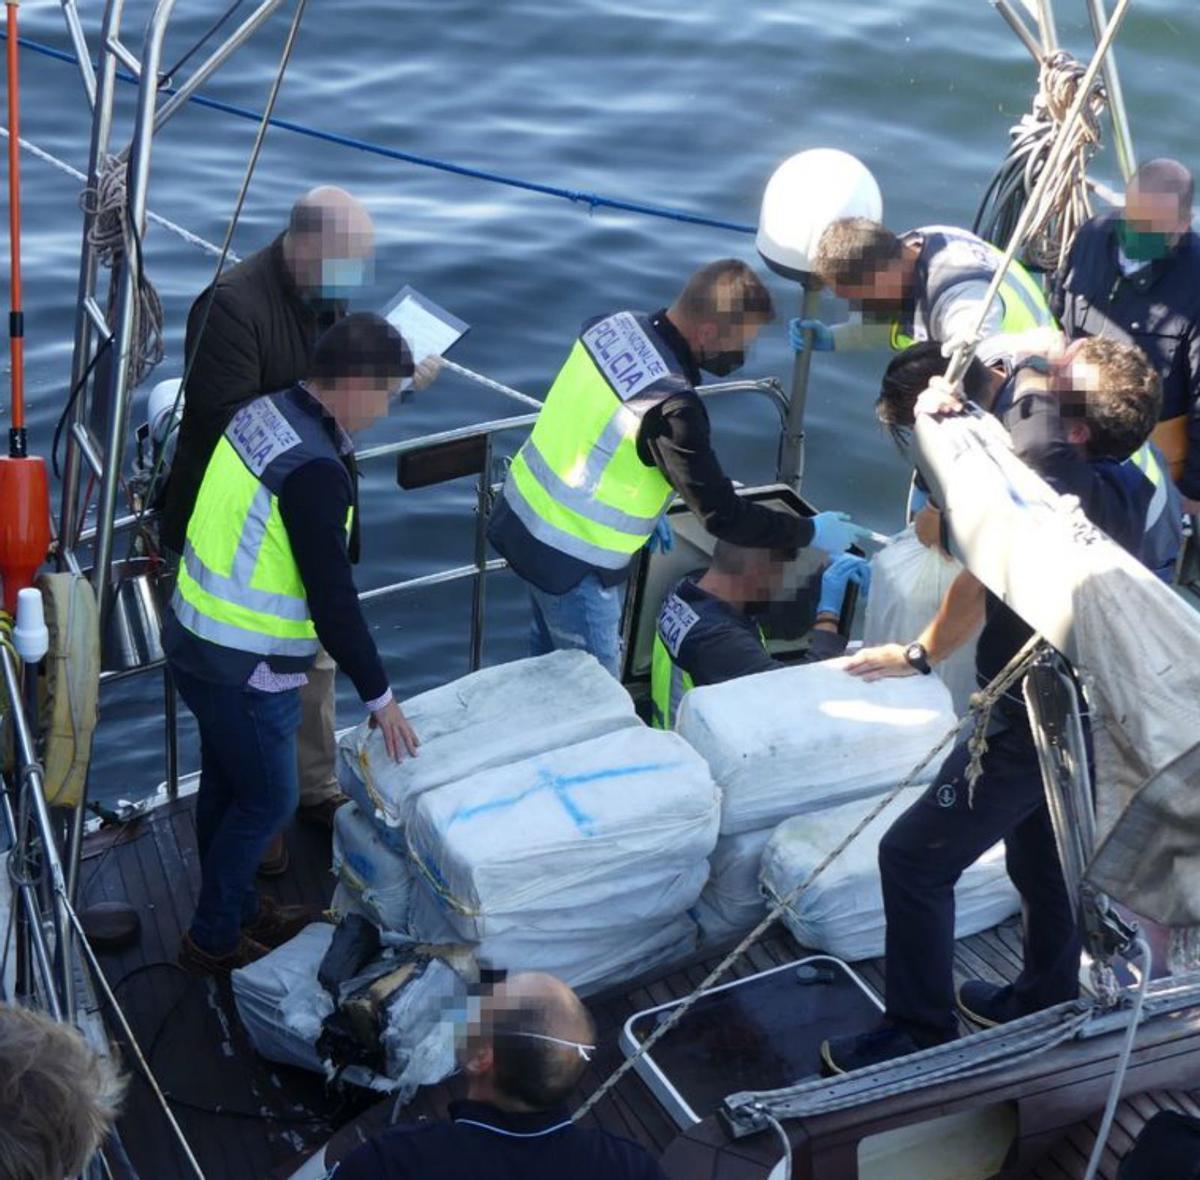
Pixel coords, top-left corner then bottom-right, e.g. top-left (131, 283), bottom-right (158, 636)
top-left (904, 642), bottom-right (932, 675)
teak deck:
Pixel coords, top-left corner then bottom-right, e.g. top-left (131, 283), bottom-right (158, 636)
top-left (83, 796), bottom-right (1197, 1180)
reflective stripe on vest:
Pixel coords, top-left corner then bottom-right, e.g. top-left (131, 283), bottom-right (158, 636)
top-left (502, 320), bottom-right (675, 571)
top-left (650, 632), bottom-right (694, 730)
top-left (890, 233), bottom-right (1052, 351)
top-left (1128, 442), bottom-right (1169, 533)
top-left (172, 393), bottom-right (351, 658)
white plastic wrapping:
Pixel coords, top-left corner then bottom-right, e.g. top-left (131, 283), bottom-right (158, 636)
top-left (677, 660), bottom-right (956, 836)
top-left (336, 652), bottom-right (640, 844)
top-left (408, 882), bottom-right (699, 994)
top-left (760, 788), bottom-right (1021, 961)
top-left (333, 802), bottom-right (414, 931)
top-left (695, 827), bottom-right (774, 940)
top-left (406, 727), bottom-right (720, 928)
top-left (863, 526), bottom-right (980, 717)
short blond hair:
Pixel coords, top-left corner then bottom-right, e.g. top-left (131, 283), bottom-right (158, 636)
top-left (0, 1003), bottom-right (125, 1180)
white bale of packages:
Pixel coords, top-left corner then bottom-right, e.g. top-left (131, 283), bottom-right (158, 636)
top-left (760, 788), bottom-right (1021, 961)
top-left (863, 526), bottom-right (979, 717)
top-left (332, 802), bottom-right (413, 931)
top-left (409, 881), bottom-right (699, 994)
top-left (694, 827), bottom-right (774, 942)
top-left (677, 660), bottom-right (956, 836)
top-left (406, 727), bottom-right (720, 939)
top-left (336, 652), bottom-right (641, 846)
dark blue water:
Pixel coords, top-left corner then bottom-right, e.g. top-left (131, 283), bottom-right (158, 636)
top-left (3, 1), bottom-right (1195, 804)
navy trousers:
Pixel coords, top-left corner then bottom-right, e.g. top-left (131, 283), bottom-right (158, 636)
top-left (171, 665), bottom-right (301, 954)
top-left (880, 723), bottom-right (1082, 1043)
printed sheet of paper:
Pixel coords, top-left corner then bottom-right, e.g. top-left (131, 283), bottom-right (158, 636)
top-left (382, 286), bottom-right (470, 389)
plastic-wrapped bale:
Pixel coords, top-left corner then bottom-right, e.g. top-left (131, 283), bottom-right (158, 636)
top-left (405, 727), bottom-right (721, 941)
top-left (333, 802), bottom-right (413, 931)
top-left (677, 660), bottom-right (956, 836)
top-left (693, 827), bottom-right (775, 944)
top-left (409, 880), bottom-right (699, 995)
top-left (336, 651), bottom-right (641, 848)
top-left (759, 787), bottom-right (1021, 961)
top-left (863, 526), bottom-right (979, 717)
top-left (232, 922), bottom-right (476, 1096)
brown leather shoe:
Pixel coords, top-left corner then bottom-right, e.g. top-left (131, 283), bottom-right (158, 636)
top-left (297, 792), bottom-right (349, 830)
top-left (243, 896), bottom-right (330, 949)
top-left (257, 833), bottom-right (289, 878)
top-left (178, 931), bottom-right (270, 979)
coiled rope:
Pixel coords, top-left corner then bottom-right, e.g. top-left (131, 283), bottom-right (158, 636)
top-left (973, 50), bottom-right (1107, 274)
top-left (81, 155), bottom-right (165, 390)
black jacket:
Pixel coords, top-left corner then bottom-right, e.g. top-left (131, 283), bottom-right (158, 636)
top-left (160, 235), bottom-right (342, 553)
top-left (488, 309), bottom-right (814, 594)
top-left (329, 1100), bottom-right (667, 1180)
top-left (659, 575), bottom-right (846, 686)
top-left (1052, 211), bottom-right (1200, 499)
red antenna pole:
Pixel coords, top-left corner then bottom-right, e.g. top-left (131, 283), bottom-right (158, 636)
top-left (6, 0), bottom-right (24, 458)
top-left (0, 3), bottom-right (50, 614)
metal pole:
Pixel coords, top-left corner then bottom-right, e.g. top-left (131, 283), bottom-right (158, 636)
top-left (1085, 0), bottom-right (1137, 181)
top-left (57, 0), bottom-right (97, 109)
top-left (121, 0), bottom-right (288, 150)
top-left (1, 645), bottom-right (72, 1016)
top-left (1033, 0), bottom-right (1059, 51)
top-left (778, 284), bottom-right (820, 493)
top-left (60, 0), bottom-right (127, 560)
top-left (989, 0), bottom-right (1044, 63)
top-left (90, 0), bottom-right (180, 628)
top-left (469, 439), bottom-right (492, 672)
top-left (164, 664), bottom-right (179, 801)
top-left (945, 0), bottom-right (1133, 388)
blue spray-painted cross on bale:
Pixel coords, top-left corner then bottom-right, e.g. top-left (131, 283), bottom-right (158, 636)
top-left (447, 760), bottom-right (684, 836)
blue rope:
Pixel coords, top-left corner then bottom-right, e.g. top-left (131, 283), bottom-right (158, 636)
top-left (3, 32), bottom-right (757, 236)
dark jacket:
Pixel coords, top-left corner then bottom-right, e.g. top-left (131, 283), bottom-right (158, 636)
top-left (975, 388), bottom-right (1154, 720)
top-left (659, 575), bottom-right (846, 686)
top-left (1052, 210), bottom-right (1200, 499)
top-left (329, 1100), bottom-right (668, 1180)
top-left (160, 234), bottom-right (342, 553)
top-left (488, 309), bottom-right (814, 594)
top-left (163, 385), bottom-right (387, 703)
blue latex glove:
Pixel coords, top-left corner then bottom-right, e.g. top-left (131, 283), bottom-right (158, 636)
top-left (787, 317), bottom-right (836, 354)
top-left (818, 553), bottom-right (872, 616)
top-left (646, 516), bottom-right (674, 554)
top-left (810, 510), bottom-right (868, 554)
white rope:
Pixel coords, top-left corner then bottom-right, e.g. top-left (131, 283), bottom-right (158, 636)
top-left (0, 127), bottom-right (237, 262)
top-left (572, 633), bottom-right (1045, 1123)
top-left (1083, 935), bottom-right (1152, 1180)
top-left (81, 154), bottom-right (165, 389)
top-left (975, 51), bottom-right (1107, 274)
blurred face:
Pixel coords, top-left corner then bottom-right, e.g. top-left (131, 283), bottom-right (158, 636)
top-left (740, 554), bottom-right (791, 608)
top-left (694, 315), bottom-right (767, 378)
top-left (1120, 185), bottom-right (1189, 262)
top-left (289, 212), bottom-right (376, 297)
top-left (330, 374), bottom-right (400, 433)
top-left (833, 256), bottom-right (909, 312)
top-left (1047, 339), bottom-right (1097, 447)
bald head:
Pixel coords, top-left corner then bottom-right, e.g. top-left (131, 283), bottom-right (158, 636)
top-left (1126, 158), bottom-right (1194, 236)
top-left (463, 973), bottom-right (595, 1112)
top-left (283, 186), bottom-right (375, 297)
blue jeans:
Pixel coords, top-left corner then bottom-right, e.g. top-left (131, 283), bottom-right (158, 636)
top-left (527, 573), bottom-right (625, 678)
top-left (171, 665), bottom-right (301, 955)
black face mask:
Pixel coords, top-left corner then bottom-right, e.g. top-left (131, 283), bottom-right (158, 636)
top-left (699, 349), bottom-right (745, 378)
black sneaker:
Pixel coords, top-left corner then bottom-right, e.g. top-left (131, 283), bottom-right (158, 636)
top-left (957, 979), bottom-right (1016, 1028)
top-left (820, 1024), bottom-right (926, 1076)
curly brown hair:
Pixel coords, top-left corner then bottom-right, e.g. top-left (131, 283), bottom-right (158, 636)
top-left (1070, 337), bottom-right (1162, 461)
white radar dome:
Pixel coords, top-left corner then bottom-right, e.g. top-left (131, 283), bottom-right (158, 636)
top-left (757, 149), bottom-right (883, 281)
top-left (147, 377), bottom-right (183, 445)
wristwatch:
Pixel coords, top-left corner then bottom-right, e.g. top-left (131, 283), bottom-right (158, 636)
top-left (904, 642), bottom-right (932, 675)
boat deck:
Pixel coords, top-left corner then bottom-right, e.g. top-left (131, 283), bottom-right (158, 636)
top-left (83, 794), bottom-right (1195, 1179)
